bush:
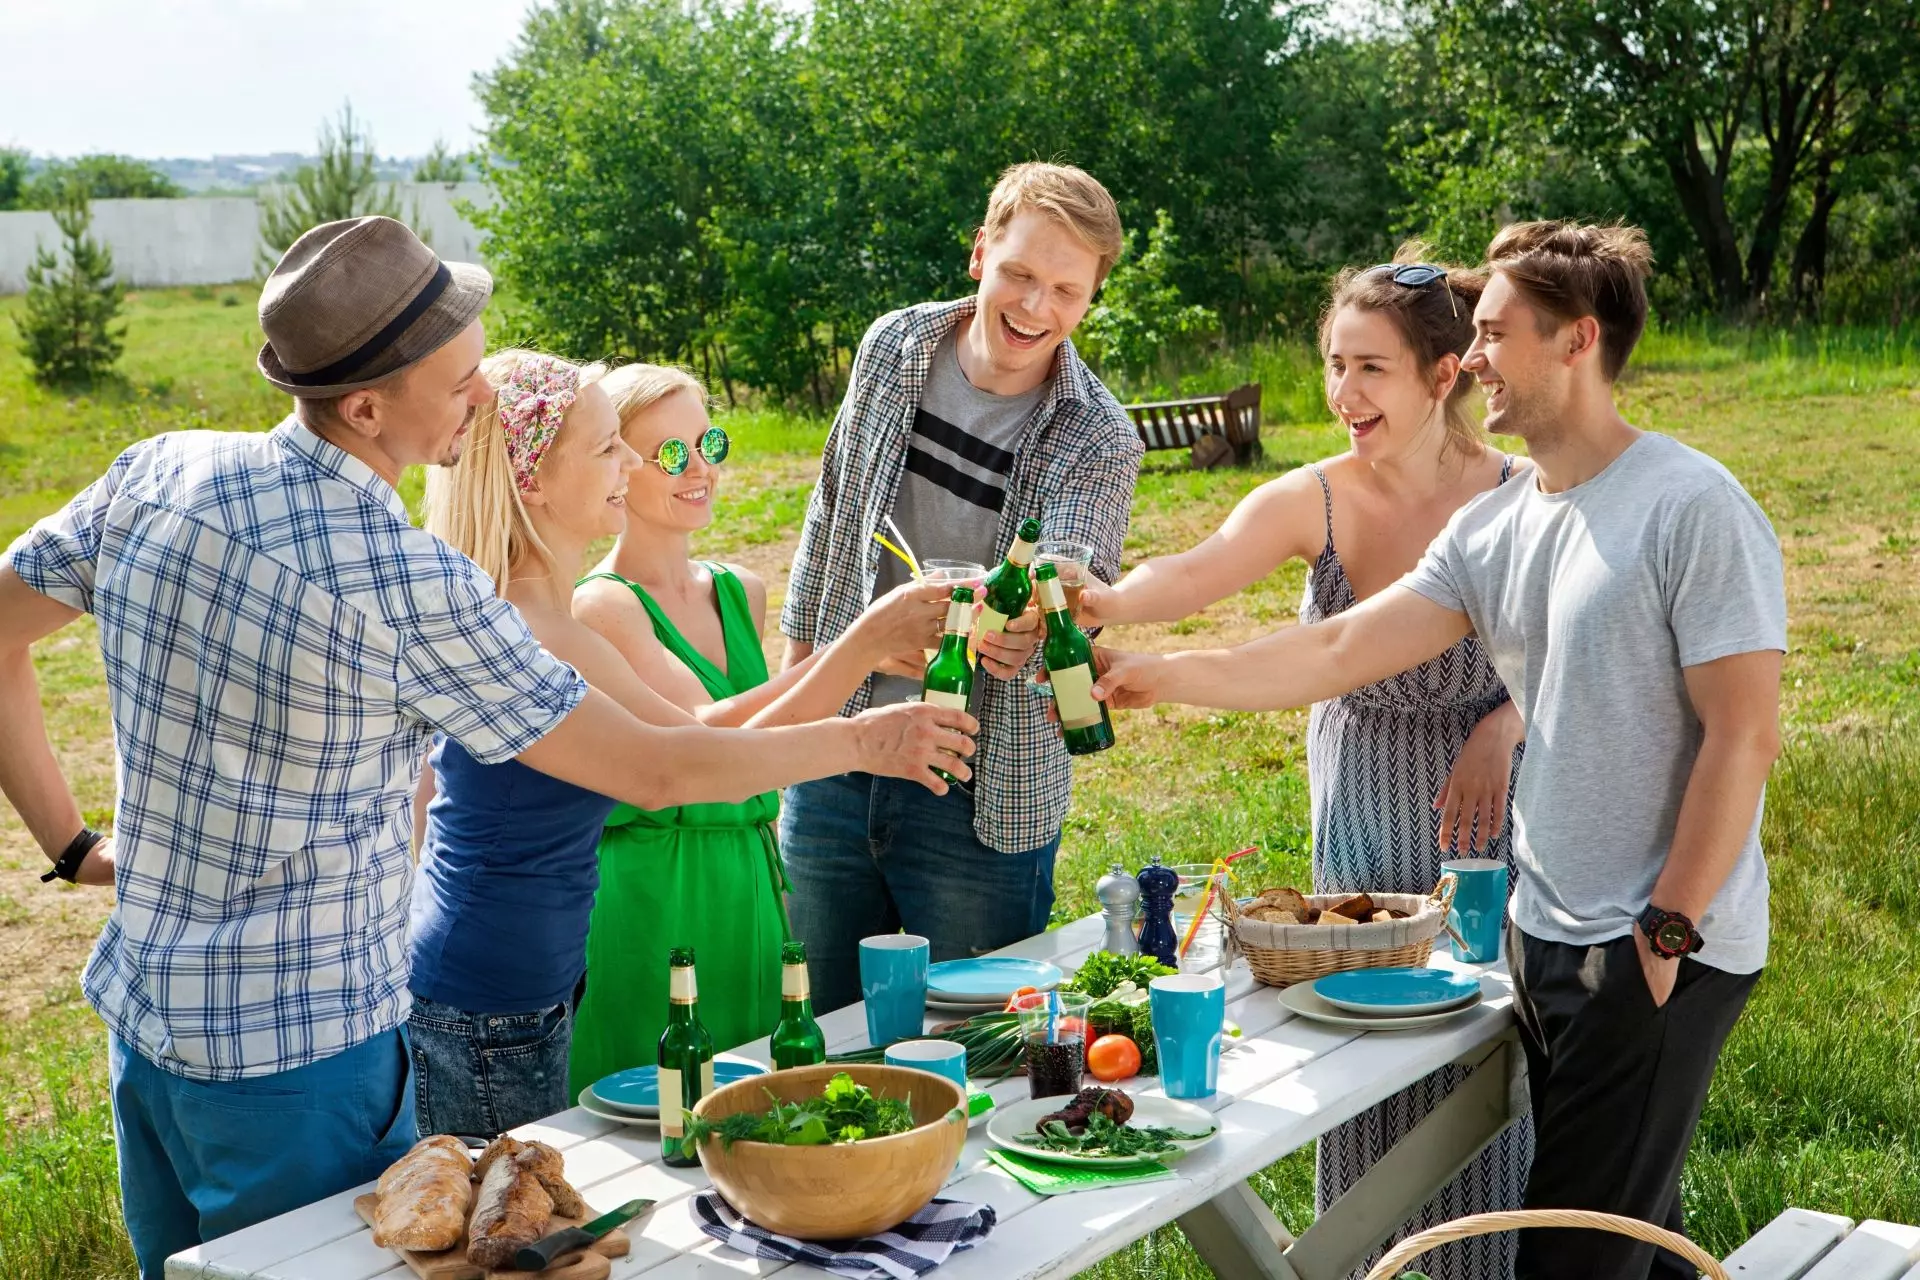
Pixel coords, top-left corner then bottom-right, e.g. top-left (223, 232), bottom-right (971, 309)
top-left (19, 154), bottom-right (181, 207)
top-left (15, 189), bottom-right (126, 386)
top-left (1077, 211), bottom-right (1219, 385)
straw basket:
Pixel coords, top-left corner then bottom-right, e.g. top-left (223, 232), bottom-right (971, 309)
top-left (1221, 878), bottom-right (1458, 989)
top-left (1360, 1209), bottom-right (1730, 1279)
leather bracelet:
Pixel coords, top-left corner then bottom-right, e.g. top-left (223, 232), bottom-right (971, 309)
top-left (40, 828), bottom-right (104, 884)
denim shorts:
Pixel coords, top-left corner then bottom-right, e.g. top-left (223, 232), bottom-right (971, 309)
top-left (407, 987), bottom-right (579, 1139)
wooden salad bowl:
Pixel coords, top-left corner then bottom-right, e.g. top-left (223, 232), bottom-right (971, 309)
top-left (689, 1062), bottom-right (967, 1240)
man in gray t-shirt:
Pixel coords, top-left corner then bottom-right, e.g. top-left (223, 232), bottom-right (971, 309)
top-left (870, 330), bottom-right (1048, 706)
top-left (1092, 222), bottom-right (1784, 1280)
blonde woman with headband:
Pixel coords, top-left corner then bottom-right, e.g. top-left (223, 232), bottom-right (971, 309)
top-left (408, 352), bottom-right (958, 1137)
top-left (1077, 246), bottom-right (1533, 1280)
top-left (564, 364), bottom-right (952, 1094)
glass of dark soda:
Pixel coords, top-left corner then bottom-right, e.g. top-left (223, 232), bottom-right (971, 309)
top-left (1014, 990), bottom-right (1092, 1099)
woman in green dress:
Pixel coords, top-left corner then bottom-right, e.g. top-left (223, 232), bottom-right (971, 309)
top-left (566, 364), bottom-right (948, 1094)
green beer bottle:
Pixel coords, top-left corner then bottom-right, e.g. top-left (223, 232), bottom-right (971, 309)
top-left (769, 940), bottom-right (827, 1070)
top-left (970, 517), bottom-right (1042, 656)
top-left (1037, 562), bottom-right (1116, 756)
top-left (921, 586), bottom-right (974, 783)
top-left (658, 946), bottom-right (715, 1166)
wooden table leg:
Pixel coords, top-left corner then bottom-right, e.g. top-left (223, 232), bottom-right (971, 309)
top-left (1279, 1031), bottom-right (1528, 1280)
top-left (1177, 1180), bottom-right (1303, 1280)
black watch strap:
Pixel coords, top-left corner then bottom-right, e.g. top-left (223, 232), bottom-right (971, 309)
top-left (41, 828), bottom-right (104, 884)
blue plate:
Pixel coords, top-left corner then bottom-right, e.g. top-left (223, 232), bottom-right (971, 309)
top-left (926, 957), bottom-right (1063, 999)
top-left (1312, 967), bottom-right (1482, 1017)
top-left (591, 1055), bottom-right (769, 1115)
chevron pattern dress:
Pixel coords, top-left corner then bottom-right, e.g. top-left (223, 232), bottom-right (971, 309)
top-left (1302, 461), bottom-right (1533, 1280)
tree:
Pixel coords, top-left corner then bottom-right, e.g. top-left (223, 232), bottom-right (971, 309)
top-left (15, 186), bottom-right (126, 386)
top-left (1403, 0), bottom-right (1920, 319)
top-left (1078, 211), bottom-right (1220, 385)
top-left (258, 103), bottom-right (414, 263)
top-left (0, 148), bottom-right (29, 210)
top-left (413, 138), bottom-right (469, 183)
top-left (21, 154), bottom-right (181, 207)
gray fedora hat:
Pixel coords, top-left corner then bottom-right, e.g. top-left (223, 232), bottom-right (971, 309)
top-left (257, 215), bottom-right (492, 397)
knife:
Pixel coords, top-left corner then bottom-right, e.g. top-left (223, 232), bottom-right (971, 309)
top-left (514, 1198), bottom-right (655, 1272)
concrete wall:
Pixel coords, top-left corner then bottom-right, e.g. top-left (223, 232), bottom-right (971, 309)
top-left (0, 183), bottom-right (495, 293)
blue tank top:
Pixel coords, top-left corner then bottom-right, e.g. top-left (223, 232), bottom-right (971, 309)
top-left (408, 735), bottom-right (619, 1012)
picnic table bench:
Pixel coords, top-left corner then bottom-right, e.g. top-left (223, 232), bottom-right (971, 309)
top-left (168, 909), bottom-right (1524, 1280)
top-left (1721, 1208), bottom-right (1920, 1278)
top-left (1123, 382), bottom-right (1262, 466)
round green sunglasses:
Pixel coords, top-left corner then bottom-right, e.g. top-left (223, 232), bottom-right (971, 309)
top-left (641, 426), bottom-right (731, 475)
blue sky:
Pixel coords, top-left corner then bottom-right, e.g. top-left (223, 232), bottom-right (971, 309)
top-left (2, 0), bottom-right (532, 159)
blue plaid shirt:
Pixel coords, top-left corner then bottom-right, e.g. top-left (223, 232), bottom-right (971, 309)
top-left (781, 299), bottom-right (1143, 852)
top-left (4, 420), bottom-right (587, 1080)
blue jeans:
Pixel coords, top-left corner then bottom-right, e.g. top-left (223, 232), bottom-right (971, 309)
top-left (110, 1028), bottom-right (416, 1280)
top-left (407, 989), bottom-right (577, 1140)
top-left (781, 772), bottom-right (1062, 1013)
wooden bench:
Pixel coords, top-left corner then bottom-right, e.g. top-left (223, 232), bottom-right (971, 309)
top-left (1722, 1207), bottom-right (1920, 1278)
top-left (1123, 382), bottom-right (1262, 466)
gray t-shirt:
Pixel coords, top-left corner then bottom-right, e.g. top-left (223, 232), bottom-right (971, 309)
top-left (871, 331), bottom-right (1047, 706)
top-left (1402, 433), bottom-right (1787, 973)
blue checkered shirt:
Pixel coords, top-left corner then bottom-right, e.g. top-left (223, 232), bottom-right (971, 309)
top-left (3, 420), bottom-right (587, 1080)
top-left (780, 299), bottom-right (1143, 853)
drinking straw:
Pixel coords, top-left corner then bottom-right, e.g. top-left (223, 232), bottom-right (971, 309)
top-left (872, 530), bottom-right (922, 580)
top-left (1047, 989), bottom-right (1059, 1044)
top-left (1178, 846), bottom-right (1260, 961)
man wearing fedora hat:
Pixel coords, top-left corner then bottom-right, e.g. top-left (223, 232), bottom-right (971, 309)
top-left (0, 216), bottom-right (976, 1277)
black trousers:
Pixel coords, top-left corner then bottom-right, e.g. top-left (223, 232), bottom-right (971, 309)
top-left (1509, 919), bottom-right (1759, 1280)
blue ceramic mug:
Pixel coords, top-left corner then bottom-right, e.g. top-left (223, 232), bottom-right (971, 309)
top-left (859, 933), bottom-right (929, 1046)
top-left (1441, 858), bottom-right (1508, 964)
top-left (884, 1039), bottom-right (968, 1090)
top-left (1148, 974), bottom-right (1226, 1100)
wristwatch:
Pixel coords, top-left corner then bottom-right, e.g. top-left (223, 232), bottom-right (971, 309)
top-left (1636, 904), bottom-right (1705, 960)
top-left (40, 827), bottom-right (104, 884)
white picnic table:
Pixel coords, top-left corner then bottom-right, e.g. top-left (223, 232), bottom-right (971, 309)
top-left (167, 911), bottom-right (1528, 1280)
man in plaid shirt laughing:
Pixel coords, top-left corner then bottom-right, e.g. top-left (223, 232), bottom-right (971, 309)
top-left (780, 163), bottom-right (1144, 1010)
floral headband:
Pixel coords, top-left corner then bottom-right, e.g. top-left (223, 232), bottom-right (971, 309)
top-left (498, 354), bottom-right (579, 493)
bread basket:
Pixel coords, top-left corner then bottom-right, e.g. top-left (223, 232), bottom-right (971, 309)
top-left (1221, 876), bottom-right (1459, 988)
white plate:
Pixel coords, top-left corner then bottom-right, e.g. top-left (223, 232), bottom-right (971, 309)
top-left (987, 1092), bottom-right (1218, 1166)
top-left (926, 995), bottom-right (1012, 1014)
top-left (578, 1085), bottom-right (658, 1128)
top-left (1278, 979), bottom-right (1487, 1031)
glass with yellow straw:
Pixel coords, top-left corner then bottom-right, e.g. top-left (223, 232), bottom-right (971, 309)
top-left (873, 531), bottom-right (984, 668)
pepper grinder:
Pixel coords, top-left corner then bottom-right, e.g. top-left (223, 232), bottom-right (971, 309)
top-left (1095, 863), bottom-right (1141, 956)
top-left (1136, 857), bottom-right (1180, 968)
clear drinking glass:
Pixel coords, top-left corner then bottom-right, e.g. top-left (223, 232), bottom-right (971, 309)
top-left (1012, 990), bottom-right (1092, 1100)
top-left (1033, 540), bottom-right (1094, 617)
top-left (916, 560), bottom-right (986, 664)
top-left (1170, 863), bottom-right (1229, 975)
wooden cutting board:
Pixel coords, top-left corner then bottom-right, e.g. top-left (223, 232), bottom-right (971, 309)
top-left (353, 1194), bottom-right (630, 1280)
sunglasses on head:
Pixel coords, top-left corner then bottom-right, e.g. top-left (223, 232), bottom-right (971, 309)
top-left (1365, 262), bottom-right (1456, 316)
top-left (641, 426), bottom-right (731, 475)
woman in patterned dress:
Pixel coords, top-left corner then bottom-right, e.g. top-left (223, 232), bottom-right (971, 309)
top-left (1079, 246), bottom-right (1533, 1280)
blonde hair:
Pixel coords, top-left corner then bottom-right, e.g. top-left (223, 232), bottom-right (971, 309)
top-left (424, 348), bottom-right (606, 593)
top-left (597, 362), bottom-right (708, 430)
top-left (1319, 241), bottom-right (1489, 463)
top-left (981, 162), bottom-right (1125, 282)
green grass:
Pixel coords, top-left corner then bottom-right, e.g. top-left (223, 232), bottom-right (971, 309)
top-left (2, 290), bottom-right (1919, 1279)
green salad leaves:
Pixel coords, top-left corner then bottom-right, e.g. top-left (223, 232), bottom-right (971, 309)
top-left (682, 1072), bottom-right (916, 1157)
top-left (1017, 1111), bottom-right (1215, 1160)
top-left (1063, 951), bottom-right (1175, 999)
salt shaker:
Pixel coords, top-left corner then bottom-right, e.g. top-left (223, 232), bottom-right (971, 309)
top-left (1095, 863), bottom-right (1141, 956)
top-left (1136, 857), bottom-right (1180, 968)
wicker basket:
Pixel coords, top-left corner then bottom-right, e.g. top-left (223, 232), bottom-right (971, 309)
top-left (1220, 878), bottom-right (1459, 989)
top-left (1360, 1209), bottom-right (1730, 1280)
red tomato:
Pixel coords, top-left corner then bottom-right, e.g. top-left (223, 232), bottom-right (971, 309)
top-left (1086, 1034), bottom-right (1142, 1082)
top-left (1057, 1016), bottom-right (1090, 1041)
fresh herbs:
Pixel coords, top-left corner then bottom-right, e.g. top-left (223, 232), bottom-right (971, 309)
top-left (1063, 951), bottom-right (1175, 999)
top-left (1016, 1112), bottom-right (1214, 1160)
top-left (682, 1072), bottom-right (916, 1157)
top-left (1085, 981), bottom-right (1159, 1075)
top-left (827, 1010), bottom-right (1025, 1080)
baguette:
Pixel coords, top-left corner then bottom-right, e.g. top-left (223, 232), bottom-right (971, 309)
top-left (518, 1140), bottom-right (590, 1219)
top-left (371, 1136), bottom-right (473, 1251)
top-left (466, 1147), bottom-right (554, 1269)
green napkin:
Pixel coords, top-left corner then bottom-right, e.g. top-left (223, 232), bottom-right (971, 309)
top-left (967, 1089), bottom-right (995, 1119)
top-left (987, 1148), bottom-right (1176, 1196)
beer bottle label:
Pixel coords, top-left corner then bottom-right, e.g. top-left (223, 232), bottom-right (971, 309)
top-left (923, 689), bottom-right (968, 710)
top-left (700, 1058), bottom-right (715, 1099)
top-left (973, 606), bottom-right (1010, 645)
top-left (659, 1067), bottom-right (684, 1138)
top-left (1052, 662), bottom-right (1103, 729)
top-left (782, 964), bottom-right (809, 1000)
